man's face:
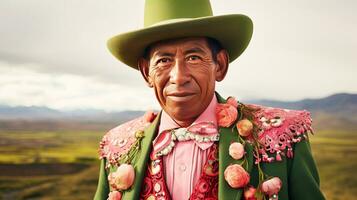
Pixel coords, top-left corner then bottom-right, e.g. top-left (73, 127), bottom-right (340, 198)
top-left (139, 37), bottom-right (228, 126)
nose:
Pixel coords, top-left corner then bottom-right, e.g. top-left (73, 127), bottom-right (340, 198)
top-left (169, 58), bottom-right (191, 85)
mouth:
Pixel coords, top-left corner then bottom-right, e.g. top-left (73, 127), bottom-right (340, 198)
top-left (166, 91), bottom-right (196, 102)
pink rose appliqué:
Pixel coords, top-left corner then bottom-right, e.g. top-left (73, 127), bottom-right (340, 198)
top-left (144, 110), bottom-right (157, 123)
top-left (261, 177), bottom-right (282, 196)
top-left (237, 119), bottom-right (253, 137)
top-left (216, 103), bottom-right (238, 127)
top-left (108, 164), bottom-right (135, 191)
top-left (229, 142), bottom-right (245, 160)
top-left (244, 186), bottom-right (257, 200)
top-left (108, 191), bottom-right (122, 200)
top-left (197, 179), bottom-right (210, 193)
top-left (224, 164), bottom-right (250, 188)
top-left (226, 96), bottom-right (238, 108)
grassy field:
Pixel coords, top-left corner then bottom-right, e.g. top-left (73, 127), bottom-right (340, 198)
top-left (309, 130), bottom-right (357, 200)
top-left (0, 129), bottom-right (356, 200)
top-left (0, 130), bottom-right (102, 200)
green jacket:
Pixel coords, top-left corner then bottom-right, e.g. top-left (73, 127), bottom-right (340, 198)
top-left (94, 95), bottom-right (325, 200)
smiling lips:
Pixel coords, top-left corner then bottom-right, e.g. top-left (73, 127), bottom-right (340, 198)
top-left (166, 91), bottom-right (196, 101)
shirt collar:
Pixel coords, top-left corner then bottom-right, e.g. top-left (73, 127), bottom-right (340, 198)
top-left (156, 94), bottom-right (218, 150)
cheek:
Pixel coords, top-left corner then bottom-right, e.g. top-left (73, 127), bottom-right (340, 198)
top-left (190, 59), bottom-right (216, 76)
top-left (191, 64), bottom-right (216, 89)
top-left (149, 69), bottom-right (170, 100)
top-left (149, 68), bottom-right (164, 86)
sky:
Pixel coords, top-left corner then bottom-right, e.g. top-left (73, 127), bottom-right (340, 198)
top-left (0, 0), bottom-right (356, 111)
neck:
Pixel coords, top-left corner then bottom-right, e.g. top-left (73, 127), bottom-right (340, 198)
top-left (172, 118), bottom-right (195, 128)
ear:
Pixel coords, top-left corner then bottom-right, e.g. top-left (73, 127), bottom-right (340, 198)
top-left (215, 49), bottom-right (229, 82)
top-left (138, 58), bottom-right (153, 88)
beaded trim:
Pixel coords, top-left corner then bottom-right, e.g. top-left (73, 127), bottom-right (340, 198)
top-left (154, 127), bottom-right (220, 158)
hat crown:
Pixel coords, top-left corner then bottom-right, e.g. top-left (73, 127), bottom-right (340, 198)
top-left (144, 0), bottom-right (213, 27)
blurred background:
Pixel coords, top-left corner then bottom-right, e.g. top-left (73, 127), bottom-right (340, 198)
top-left (0, 0), bottom-right (356, 199)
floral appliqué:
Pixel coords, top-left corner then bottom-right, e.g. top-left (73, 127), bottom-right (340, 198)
top-left (216, 97), bottom-right (311, 199)
top-left (99, 111), bottom-right (157, 167)
top-left (248, 104), bottom-right (313, 163)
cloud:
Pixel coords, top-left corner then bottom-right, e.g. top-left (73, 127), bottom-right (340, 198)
top-left (0, 61), bottom-right (159, 111)
top-left (0, 0), bottom-right (145, 86)
top-left (0, 0), bottom-right (356, 110)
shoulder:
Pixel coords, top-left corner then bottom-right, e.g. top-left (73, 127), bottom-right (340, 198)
top-left (247, 103), bottom-right (313, 162)
top-left (98, 111), bottom-right (157, 166)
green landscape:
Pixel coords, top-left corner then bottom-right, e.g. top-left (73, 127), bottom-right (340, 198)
top-left (0, 93), bottom-right (356, 200)
top-left (0, 130), bottom-right (101, 200)
top-left (0, 127), bottom-right (356, 199)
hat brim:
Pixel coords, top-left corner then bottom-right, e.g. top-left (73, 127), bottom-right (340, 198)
top-left (107, 14), bottom-right (253, 69)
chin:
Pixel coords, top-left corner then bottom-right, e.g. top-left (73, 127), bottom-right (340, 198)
top-left (167, 104), bottom-right (201, 121)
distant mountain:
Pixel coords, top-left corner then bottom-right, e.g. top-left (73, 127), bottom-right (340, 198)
top-left (248, 93), bottom-right (357, 130)
top-left (248, 93), bottom-right (357, 112)
top-left (0, 105), bottom-right (146, 131)
top-left (0, 105), bottom-right (144, 124)
top-left (0, 93), bottom-right (356, 131)
top-left (0, 105), bottom-right (61, 119)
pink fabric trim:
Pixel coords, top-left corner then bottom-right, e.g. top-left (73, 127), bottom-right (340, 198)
top-left (99, 115), bottom-right (152, 167)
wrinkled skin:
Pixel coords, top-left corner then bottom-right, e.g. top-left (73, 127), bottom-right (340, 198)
top-left (138, 37), bottom-right (229, 127)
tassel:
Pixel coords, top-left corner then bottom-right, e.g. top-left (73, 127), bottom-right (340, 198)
top-left (276, 153), bottom-right (282, 161)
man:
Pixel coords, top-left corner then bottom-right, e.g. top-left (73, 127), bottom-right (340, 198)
top-left (94, 0), bottom-right (325, 199)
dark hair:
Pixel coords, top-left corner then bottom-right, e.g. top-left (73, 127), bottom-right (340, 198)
top-left (142, 37), bottom-right (224, 63)
top-left (205, 37), bottom-right (223, 63)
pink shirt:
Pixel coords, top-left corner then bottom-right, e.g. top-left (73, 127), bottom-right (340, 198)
top-left (155, 95), bottom-right (218, 200)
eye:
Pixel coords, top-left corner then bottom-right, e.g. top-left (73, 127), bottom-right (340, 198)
top-left (188, 56), bottom-right (200, 60)
top-left (187, 55), bottom-right (200, 61)
top-left (156, 57), bottom-right (171, 65)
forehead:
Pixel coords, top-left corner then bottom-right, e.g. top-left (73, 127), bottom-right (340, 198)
top-left (148, 37), bottom-right (210, 56)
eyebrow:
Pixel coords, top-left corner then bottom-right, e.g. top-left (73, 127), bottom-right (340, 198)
top-left (151, 46), bottom-right (206, 58)
top-left (184, 47), bottom-right (205, 55)
top-left (152, 51), bottom-right (175, 58)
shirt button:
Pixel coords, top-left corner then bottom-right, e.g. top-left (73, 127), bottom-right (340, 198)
top-left (154, 183), bottom-right (161, 192)
top-left (179, 164), bottom-right (186, 171)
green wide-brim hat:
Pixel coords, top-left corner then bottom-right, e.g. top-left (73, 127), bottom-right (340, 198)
top-left (107, 0), bottom-right (253, 70)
